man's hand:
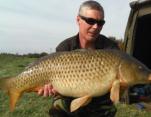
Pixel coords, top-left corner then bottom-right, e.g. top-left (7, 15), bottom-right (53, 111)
top-left (38, 84), bottom-right (58, 97)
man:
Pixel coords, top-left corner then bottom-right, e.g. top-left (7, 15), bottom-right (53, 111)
top-left (38, 1), bottom-right (119, 117)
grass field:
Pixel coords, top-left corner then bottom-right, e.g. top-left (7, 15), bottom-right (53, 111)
top-left (0, 53), bottom-right (151, 117)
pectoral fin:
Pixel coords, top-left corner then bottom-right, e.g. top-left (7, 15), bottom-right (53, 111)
top-left (110, 80), bottom-right (120, 104)
top-left (70, 95), bottom-right (92, 112)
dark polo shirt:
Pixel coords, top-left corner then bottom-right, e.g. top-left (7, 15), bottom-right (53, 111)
top-left (56, 34), bottom-right (119, 51)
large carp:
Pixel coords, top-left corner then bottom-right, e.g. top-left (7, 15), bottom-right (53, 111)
top-left (0, 49), bottom-right (151, 112)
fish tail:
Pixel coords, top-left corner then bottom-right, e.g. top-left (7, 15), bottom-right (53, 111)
top-left (0, 77), bottom-right (21, 112)
top-left (8, 89), bottom-right (22, 112)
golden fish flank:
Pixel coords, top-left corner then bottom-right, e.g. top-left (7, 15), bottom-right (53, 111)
top-left (0, 49), bottom-right (151, 112)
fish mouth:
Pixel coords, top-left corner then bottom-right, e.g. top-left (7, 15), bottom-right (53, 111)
top-left (149, 74), bottom-right (151, 81)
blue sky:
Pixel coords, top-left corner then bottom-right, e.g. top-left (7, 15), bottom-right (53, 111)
top-left (0, 0), bottom-right (132, 54)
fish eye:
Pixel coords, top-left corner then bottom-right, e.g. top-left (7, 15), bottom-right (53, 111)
top-left (138, 66), bottom-right (142, 69)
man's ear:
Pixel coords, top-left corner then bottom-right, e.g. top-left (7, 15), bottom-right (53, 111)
top-left (76, 15), bottom-right (80, 25)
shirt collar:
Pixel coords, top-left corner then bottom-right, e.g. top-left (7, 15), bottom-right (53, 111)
top-left (71, 34), bottom-right (104, 50)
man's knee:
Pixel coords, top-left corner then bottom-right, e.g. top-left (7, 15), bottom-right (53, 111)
top-left (49, 99), bottom-right (72, 117)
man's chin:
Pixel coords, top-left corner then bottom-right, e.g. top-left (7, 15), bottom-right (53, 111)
top-left (86, 37), bottom-right (96, 41)
top-left (87, 35), bottom-right (98, 40)
top-left (89, 32), bottom-right (99, 37)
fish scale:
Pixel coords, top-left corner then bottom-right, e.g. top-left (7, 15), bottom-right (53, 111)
top-left (0, 49), bottom-right (151, 112)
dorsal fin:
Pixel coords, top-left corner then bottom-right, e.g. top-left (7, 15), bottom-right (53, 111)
top-left (73, 49), bottom-right (88, 52)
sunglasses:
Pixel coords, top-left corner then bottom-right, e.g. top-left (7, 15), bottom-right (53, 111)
top-left (79, 15), bottom-right (105, 26)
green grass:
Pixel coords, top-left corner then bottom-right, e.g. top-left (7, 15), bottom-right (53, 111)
top-left (115, 103), bottom-right (151, 117)
top-left (0, 54), bottom-right (52, 117)
top-left (0, 54), bottom-right (35, 77)
top-left (0, 53), bottom-right (151, 117)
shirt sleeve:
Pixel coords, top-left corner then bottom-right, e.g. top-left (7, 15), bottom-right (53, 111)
top-left (98, 35), bottom-right (120, 50)
top-left (56, 39), bottom-right (70, 52)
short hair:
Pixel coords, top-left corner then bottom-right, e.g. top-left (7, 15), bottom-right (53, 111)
top-left (78, 0), bottom-right (104, 18)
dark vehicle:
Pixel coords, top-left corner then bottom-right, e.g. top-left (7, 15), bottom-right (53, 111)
top-left (123, 0), bottom-right (151, 104)
top-left (124, 0), bottom-right (151, 69)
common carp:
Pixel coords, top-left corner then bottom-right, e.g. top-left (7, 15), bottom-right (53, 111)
top-left (0, 49), bottom-right (151, 112)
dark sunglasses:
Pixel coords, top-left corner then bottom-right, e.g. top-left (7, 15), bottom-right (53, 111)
top-left (79, 15), bottom-right (105, 26)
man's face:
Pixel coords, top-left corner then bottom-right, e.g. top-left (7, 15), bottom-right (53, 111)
top-left (77, 9), bottom-right (104, 42)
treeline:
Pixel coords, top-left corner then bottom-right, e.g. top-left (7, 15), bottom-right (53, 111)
top-left (23, 52), bottom-right (48, 58)
top-left (0, 52), bottom-right (48, 58)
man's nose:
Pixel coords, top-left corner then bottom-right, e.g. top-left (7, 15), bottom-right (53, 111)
top-left (92, 23), bottom-right (100, 28)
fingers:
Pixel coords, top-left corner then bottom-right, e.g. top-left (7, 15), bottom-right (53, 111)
top-left (44, 84), bottom-right (52, 97)
top-left (52, 88), bottom-right (58, 95)
top-left (38, 87), bottom-right (44, 96)
top-left (38, 84), bottom-right (58, 97)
